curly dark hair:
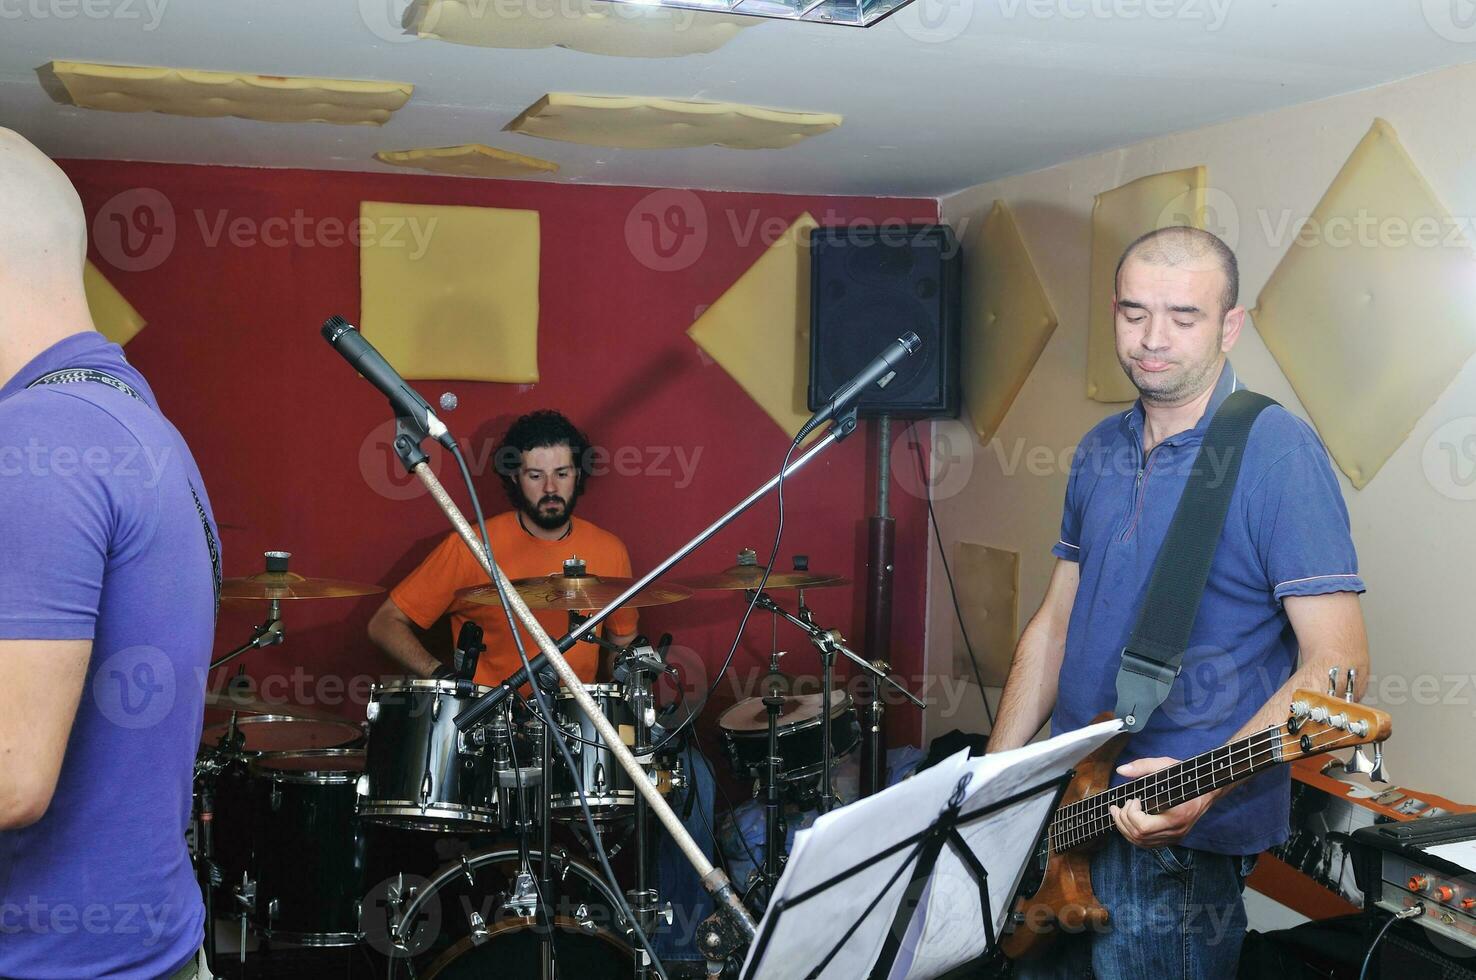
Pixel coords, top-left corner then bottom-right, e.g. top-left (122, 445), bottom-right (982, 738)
top-left (493, 409), bottom-right (593, 509)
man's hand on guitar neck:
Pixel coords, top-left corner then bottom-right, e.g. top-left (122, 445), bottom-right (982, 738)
top-left (1108, 756), bottom-right (1224, 848)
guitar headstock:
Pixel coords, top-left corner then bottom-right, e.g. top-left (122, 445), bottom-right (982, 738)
top-left (1282, 667), bottom-right (1393, 780)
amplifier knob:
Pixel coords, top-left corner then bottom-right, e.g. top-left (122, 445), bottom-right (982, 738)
top-left (1409, 875), bottom-right (1431, 893)
top-left (1435, 885), bottom-right (1455, 903)
top-left (1460, 897), bottom-right (1475, 911)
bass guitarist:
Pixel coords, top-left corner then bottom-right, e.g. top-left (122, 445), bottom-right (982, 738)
top-left (991, 226), bottom-right (1370, 978)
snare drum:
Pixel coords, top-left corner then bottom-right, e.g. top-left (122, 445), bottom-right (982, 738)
top-left (718, 691), bottom-right (860, 790)
top-left (249, 749), bottom-right (367, 946)
top-left (361, 679), bottom-right (505, 833)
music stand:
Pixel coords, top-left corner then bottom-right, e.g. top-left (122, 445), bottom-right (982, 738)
top-left (740, 720), bottom-right (1121, 980)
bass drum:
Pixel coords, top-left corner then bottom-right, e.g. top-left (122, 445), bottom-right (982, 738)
top-left (378, 848), bottom-right (634, 979)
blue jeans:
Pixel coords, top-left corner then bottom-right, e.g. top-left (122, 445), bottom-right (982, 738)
top-left (652, 742), bottom-right (718, 962)
top-left (1015, 835), bottom-right (1257, 980)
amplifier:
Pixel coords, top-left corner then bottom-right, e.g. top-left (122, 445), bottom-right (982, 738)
top-left (1353, 811), bottom-right (1476, 953)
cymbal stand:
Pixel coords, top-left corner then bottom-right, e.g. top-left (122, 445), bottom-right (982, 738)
top-left (210, 552), bottom-right (293, 672)
top-left (759, 646), bottom-right (788, 902)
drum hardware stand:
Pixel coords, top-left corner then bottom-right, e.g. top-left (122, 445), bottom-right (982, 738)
top-left (744, 590), bottom-right (925, 814)
top-left (210, 552), bottom-right (292, 672)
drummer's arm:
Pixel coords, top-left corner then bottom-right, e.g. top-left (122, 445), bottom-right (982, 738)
top-left (368, 598), bottom-right (443, 679)
top-left (0, 640), bottom-right (90, 829)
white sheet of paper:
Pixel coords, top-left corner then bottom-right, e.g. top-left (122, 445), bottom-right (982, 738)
top-left (1425, 840), bottom-right (1476, 871)
top-left (740, 720), bottom-right (1122, 980)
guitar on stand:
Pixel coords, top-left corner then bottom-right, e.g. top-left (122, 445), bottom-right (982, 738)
top-left (1002, 666), bottom-right (1393, 961)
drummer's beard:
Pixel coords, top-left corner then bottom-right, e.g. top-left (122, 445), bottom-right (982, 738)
top-left (520, 490), bottom-right (577, 531)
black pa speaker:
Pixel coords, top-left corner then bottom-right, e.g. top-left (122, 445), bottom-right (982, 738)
top-left (808, 224), bottom-right (962, 419)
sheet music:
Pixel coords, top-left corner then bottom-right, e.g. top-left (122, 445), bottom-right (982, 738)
top-left (740, 719), bottom-right (1122, 980)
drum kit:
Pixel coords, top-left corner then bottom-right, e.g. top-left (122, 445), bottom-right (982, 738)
top-left (190, 548), bottom-right (914, 977)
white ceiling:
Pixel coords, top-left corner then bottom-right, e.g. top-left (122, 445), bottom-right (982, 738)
top-left (2, 0), bottom-right (1472, 197)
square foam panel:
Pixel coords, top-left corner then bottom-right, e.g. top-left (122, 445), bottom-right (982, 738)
top-left (1088, 165), bottom-right (1207, 403)
top-left (374, 144), bottom-right (559, 179)
top-left (688, 213), bottom-right (818, 437)
top-left (46, 61), bottom-right (412, 125)
top-left (83, 261), bottom-right (145, 346)
top-left (505, 93), bottom-right (841, 150)
top-left (951, 541), bottom-right (1018, 688)
top-left (408, 0), bottom-right (753, 57)
top-left (963, 201), bottom-right (1058, 443)
top-left (359, 201), bottom-right (540, 383)
top-left (1253, 119), bottom-right (1476, 489)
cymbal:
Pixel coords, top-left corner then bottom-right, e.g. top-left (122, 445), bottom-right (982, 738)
top-left (717, 691), bottom-right (852, 733)
top-left (219, 571), bottom-right (385, 601)
top-left (203, 688), bottom-right (347, 723)
top-left (456, 573), bottom-right (692, 611)
top-left (673, 564), bottom-right (847, 592)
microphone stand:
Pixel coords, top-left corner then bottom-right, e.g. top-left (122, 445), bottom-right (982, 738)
top-left (745, 590), bottom-right (926, 814)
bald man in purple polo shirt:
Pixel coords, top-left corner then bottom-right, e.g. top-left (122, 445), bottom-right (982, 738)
top-left (995, 227), bottom-right (1369, 979)
top-left (0, 129), bottom-right (220, 979)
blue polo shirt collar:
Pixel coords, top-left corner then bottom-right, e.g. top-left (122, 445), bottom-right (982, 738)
top-left (1122, 359), bottom-right (1243, 451)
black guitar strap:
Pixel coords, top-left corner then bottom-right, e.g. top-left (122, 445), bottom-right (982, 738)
top-left (27, 367), bottom-right (222, 621)
top-left (1113, 388), bottom-right (1277, 733)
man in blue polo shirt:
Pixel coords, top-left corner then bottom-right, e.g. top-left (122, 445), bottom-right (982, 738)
top-left (0, 129), bottom-right (220, 978)
top-left (993, 226), bottom-right (1368, 978)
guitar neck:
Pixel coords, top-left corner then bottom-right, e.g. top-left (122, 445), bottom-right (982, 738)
top-left (1046, 725), bottom-right (1286, 854)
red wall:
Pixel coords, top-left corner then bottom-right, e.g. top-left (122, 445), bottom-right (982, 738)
top-left (62, 160), bottom-right (938, 746)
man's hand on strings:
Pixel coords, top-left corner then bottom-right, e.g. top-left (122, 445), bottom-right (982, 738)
top-left (1108, 756), bottom-right (1221, 848)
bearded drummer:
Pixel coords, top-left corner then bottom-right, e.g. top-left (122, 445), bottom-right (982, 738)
top-left (368, 409), bottom-right (639, 685)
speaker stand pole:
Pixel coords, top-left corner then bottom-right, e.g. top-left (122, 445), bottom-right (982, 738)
top-left (861, 415), bottom-right (895, 798)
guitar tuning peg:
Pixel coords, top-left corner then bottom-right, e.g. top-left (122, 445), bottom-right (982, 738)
top-left (1327, 667), bottom-right (1340, 697)
top-left (1344, 668), bottom-right (1357, 702)
top-left (1370, 743), bottom-right (1389, 784)
top-left (1343, 745), bottom-right (1376, 777)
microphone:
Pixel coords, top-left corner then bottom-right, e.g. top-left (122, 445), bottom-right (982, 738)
top-left (798, 332), bottom-right (922, 440)
top-left (321, 316), bottom-right (454, 449)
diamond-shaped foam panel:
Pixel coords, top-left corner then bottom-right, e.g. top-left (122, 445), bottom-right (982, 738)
top-left (374, 144), bottom-right (558, 179)
top-left (506, 93), bottom-right (840, 150)
top-left (963, 201), bottom-right (1058, 444)
top-left (83, 261), bottom-right (145, 346)
top-left (408, 0), bottom-right (754, 57)
top-left (687, 213), bottom-right (817, 437)
top-left (1253, 119), bottom-right (1476, 489)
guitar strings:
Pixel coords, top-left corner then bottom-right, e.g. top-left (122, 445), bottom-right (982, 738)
top-left (1044, 725), bottom-right (1369, 854)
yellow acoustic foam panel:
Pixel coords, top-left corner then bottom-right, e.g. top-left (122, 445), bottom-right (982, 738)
top-left (359, 201), bottom-right (540, 383)
top-left (951, 541), bottom-right (1018, 688)
top-left (1253, 119), bottom-right (1476, 490)
top-left (1088, 165), bottom-right (1207, 403)
top-left (83, 261), bottom-right (145, 347)
top-left (505, 93), bottom-right (841, 150)
top-left (45, 61), bottom-right (412, 126)
top-left (374, 144), bottom-right (559, 179)
top-left (963, 201), bottom-right (1059, 444)
top-left (408, 0), bottom-right (753, 58)
top-left (688, 213), bottom-right (818, 438)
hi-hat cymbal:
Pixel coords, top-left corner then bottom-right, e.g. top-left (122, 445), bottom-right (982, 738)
top-left (457, 573), bottom-right (692, 611)
top-left (674, 564), bottom-right (847, 592)
top-left (202, 688), bottom-right (347, 723)
top-left (219, 571), bottom-right (385, 601)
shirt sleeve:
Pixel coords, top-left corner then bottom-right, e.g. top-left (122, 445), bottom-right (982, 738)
top-left (1051, 443), bottom-right (1087, 562)
top-left (0, 395), bottom-right (116, 641)
top-left (389, 532), bottom-right (472, 630)
top-left (1246, 442), bottom-right (1366, 603)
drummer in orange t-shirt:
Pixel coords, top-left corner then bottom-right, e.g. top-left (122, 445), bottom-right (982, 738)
top-left (367, 410), bottom-right (638, 687)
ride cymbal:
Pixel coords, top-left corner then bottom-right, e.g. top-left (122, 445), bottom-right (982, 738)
top-left (457, 573), bottom-right (692, 611)
top-left (673, 564), bottom-right (846, 592)
top-left (219, 571), bottom-right (385, 601)
top-left (202, 688), bottom-right (347, 723)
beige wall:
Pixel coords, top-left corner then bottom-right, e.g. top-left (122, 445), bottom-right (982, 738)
top-left (925, 61), bottom-right (1476, 801)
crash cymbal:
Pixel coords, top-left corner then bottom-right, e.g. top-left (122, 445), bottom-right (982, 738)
top-left (456, 573), bottom-right (692, 611)
top-left (219, 571), bottom-right (385, 601)
top-left (202, 688), bottom-right (347, 723)
top-left (673, 564), bottom-right (847, 592)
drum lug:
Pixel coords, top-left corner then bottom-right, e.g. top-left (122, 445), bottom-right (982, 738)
top-left (234, 874), bottom-right (256, 913)
top-left (468, 910), bottom-right (490, 945)
top-left (356, 773), bottom-right (370, 798)
top-left (267, 897), bottom-right (279, 921)
top-left (270, 784), bottom-right (282, 811)
top-left (365, 698), bottom-right (380, 722)
top-left (419, 771), bottom-right (433, 810)
top-left (432, 695), bottom-right (442, 721)
top-left (593, 762), bottom-right (608, 795)
top-left (461, 854), bottom-right (478, 888)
